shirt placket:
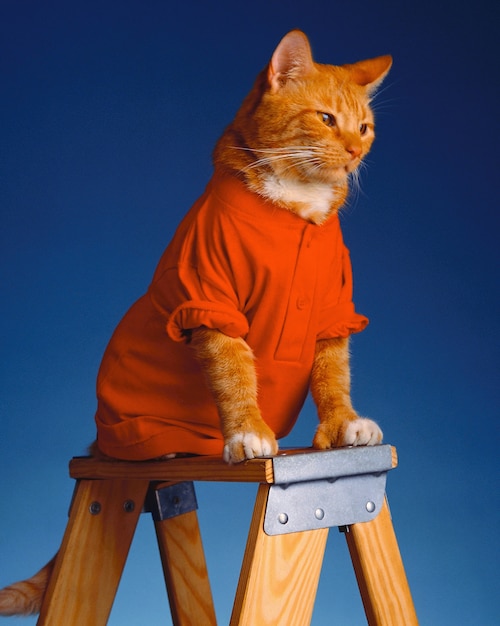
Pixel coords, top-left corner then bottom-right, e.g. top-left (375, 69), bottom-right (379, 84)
top-left (274, 224), bottom-right (318, 362)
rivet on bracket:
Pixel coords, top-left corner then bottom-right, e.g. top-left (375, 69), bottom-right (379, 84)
top-left (278, 513), bottom-right (289, 525)
top-left (315, 508), bottom-right (325, 520)
top-left (147, 481), bottom-right (198, 521)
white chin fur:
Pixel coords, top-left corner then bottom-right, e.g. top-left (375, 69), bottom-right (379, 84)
top-left (259, 174), bottom-right (337, 222)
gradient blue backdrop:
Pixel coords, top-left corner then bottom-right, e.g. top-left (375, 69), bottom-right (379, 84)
top-left (1, 1), bottom-right (498, 624)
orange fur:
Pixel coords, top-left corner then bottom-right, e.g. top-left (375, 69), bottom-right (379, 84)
top-left (311, 337), bottom-right (382, 447)
top-left (0, 558), bottom-right (55, 616)
top-left (207, 30), bottom-right (390, 458)
top-left (0, 30), bottom-right (391, 616)
top-left (190, 328), bottom-right (278, 462)
top-left (214, 30), bottom-right (391, 223)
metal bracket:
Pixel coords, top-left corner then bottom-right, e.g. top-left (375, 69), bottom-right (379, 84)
top-left (264, 445), bottom-right (393, 536)
top-left (146, 481), bottom-right (198, 522)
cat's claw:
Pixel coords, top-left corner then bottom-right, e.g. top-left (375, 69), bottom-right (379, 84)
top-left (223, 432), bottom-right (278, 464)
top-left (342, 418), bottom-right (383, 446)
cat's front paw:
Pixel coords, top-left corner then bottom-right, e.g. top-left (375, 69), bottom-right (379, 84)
top-left (313, 416), bottom-right (382, 449)
top-left (342, 418), bottom-right (383, 446)
top-left (223, 431), bottom-right (278, 463)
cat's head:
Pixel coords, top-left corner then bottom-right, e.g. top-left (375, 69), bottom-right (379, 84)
top-left (214, 30), bottom-right (392, 223)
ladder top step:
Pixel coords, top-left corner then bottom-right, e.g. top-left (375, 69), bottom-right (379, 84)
top-left (69, 445), bottom-right (397, 484)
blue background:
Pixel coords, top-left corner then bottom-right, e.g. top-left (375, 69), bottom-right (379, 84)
top-left (1, 0), bottom-right (498, 624)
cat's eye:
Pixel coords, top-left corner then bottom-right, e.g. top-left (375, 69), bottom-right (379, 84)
top-left (359, 123), bottom-right (368, 135)
top-left (318, 112), bottom-right (336, 127)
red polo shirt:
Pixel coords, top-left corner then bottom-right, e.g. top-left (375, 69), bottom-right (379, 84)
top-left (95, 174), bottom-right (368, 459)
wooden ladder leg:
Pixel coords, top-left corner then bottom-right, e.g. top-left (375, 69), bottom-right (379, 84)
top-left (230, 484), bottom-right (329, 626)
top-left (151, 482), bottom-right (217, 626)
top-left (344, 497), bottom-right (419, 626)
top-left (38, 478), bottom-right (149, 626)
top-left (154, 511), bottom-right (217, 625)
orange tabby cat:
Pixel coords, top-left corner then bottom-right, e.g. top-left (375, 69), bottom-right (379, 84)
top-left (0, 30), bottom-right (391, 615)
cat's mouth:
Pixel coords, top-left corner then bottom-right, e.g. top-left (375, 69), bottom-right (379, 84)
top-left (324, 161), bottom-right (358, 181)
top-left (344, 159), bottom-right (361, 174)
top-left (320, 157), bottom-right (361, 181)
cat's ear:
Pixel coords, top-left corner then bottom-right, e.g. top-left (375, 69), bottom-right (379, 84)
top-left (267, 30), bottom-right (315, 92)
top-left (346, 55), bottom-right (393, 95)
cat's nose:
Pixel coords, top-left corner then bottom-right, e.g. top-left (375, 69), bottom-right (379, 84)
top-left (346, 143), bottom-right (362, 159)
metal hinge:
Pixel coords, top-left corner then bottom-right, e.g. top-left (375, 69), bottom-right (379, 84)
top-left (263, 445), bottom-right (393, 536)
top-left (146, 481), bottom-right (198, 522)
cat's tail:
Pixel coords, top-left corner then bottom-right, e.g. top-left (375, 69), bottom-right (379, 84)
top-left (0, 556), bottom-right (55, 616)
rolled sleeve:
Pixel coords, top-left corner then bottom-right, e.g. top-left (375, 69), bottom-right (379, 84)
top-left (165, 299), bottom-right (249, 342)
top-left (317, 300), bottom-right (368, 339)
top-left (317, 244), bottom-right (369, 339)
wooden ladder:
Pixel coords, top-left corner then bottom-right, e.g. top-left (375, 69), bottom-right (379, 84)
top-left (37, 446), bottom-right (418, 625)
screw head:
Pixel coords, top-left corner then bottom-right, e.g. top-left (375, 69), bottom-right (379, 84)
top-left (123, 500), bottom-right (135, 513)
top-left (89, 501), bottom-right (102, 515)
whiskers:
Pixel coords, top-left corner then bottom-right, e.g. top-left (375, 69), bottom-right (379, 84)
top-left (231, 144), bottom-right (368, 213)
top-left (369, 80), bottom-right (400, 115)
top-left (343, 158), bottom-right (369, 213)
top-left (348, 159), bottom-right (365, 195)
top-left (231, 145), bottom-right (326, 176)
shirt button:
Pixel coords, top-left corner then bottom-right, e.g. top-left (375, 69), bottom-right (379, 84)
top-left (296, 296), bottom-right (308, 310)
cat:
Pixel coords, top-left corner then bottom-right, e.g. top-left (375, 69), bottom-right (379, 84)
top-left (0, 30), bottom-right (391, 616)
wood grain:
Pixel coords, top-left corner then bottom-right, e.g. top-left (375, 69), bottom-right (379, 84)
top-left (69, 446), bottom-right (397, 485)
top-left (43, 446), bottom-right (405, 625)
top-left (154, 510), bottom-right (217, 625)
top-left (38, 478), bottom-right (149, 625)
top-left (231, 484), bottom-right (329, 625)
top-left (345, 498), bottom-right (419, 625)
top-left (70, 454), bottom-right (274, 483)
